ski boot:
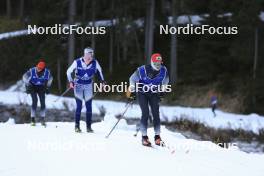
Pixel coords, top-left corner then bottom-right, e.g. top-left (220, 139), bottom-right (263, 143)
top-left (41, 118), bottom-right (46, 127)
top-left (142, 136), bottom-right (151, 147)
top-left (154, 135), bottom-right (165, 146)
top-left (31, 117), bottom-right (36, 126)
top-left (86, 126), bottom-right (94, 133)
top-left (75, 125), bottom-right (82, 133)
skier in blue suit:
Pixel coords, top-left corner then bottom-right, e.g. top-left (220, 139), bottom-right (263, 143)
top-left (67, 47), bottom-right (105, 133)
top-left (23, 60), bottom-right (53, 126)
top-left (128, 53), bottom-right (169, 146)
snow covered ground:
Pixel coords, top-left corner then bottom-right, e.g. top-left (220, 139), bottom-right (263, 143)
top-left (1, 87), bottom-right (264, 135)
top-left (1, 85), bottom-right (264, 175)
top-left (1, 119), bottom-right (264, 176)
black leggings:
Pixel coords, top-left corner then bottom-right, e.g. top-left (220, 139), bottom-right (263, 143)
top-left (30, 86), bottom-right (46, 118)
top-left (138, 92), bottom-right (160, 136)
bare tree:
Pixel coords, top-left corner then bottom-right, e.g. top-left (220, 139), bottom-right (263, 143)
top-left (81, 0), bottom-right (88, 49)
top-left (19, 0), bottom-right (24, 20)
top-left (170, 0), bottom-right (177, 84)
top-left (251, 27), bottom-right (259, 109)
top-left (115, 22), bottom-right (121, 64)
top-left (109, 1), bottom-right (114, 74)
top-left (91, 0), bottom-right (96, 50)
top-left (68, 0), bottom-right (76, 66)
top-left (253, 27), bottom-right (258, 80)
top-left (122, 17), bottom-right (128, 62)
top-left (6, 0), bottom-right (11, 18)
top-left (144, 0), bottom-right (155, 63)
top-left (133, 27), bottom-right (142, 62)
top-left (57, 58), bottom-right (62, 93)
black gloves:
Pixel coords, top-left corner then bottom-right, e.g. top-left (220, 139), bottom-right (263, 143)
top-left (45, 87), bottom-right (50, 94)
top-left (25, 83), bottom-right (51, 94)
top-left (158, 92), bottom-right (165, 101)
top-left (128, 92), bottom-right (136, 102)
top-left (25, 84), bottom-right (33, 94)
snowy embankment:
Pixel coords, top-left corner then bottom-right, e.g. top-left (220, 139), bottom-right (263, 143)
top-left (1, 119), bottom-right (264, 176)
top-left (1, 85), bottom-right (264, 135)
top-left (1, 85), bottom-right (264, 175)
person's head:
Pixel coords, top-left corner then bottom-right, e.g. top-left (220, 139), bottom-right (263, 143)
top-left (150, 53), bottom-right (163, 71)
top-left (83, 47), bottom-right (94, 63)
top-left (36, 60), bottom-right (46, 72)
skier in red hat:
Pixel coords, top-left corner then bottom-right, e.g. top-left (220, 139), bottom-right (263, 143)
top-left (127, 53), bottom-right (169, 147)
top-left (22, 59), bottom-right (53, 126)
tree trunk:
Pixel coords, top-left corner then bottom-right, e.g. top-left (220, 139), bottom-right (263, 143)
top-left (109, 30), bottom-right (113, 73)
top-left (123, 38), bottom-right (128, 62)
top-left (170, 0), bottom-right (177, 84)
top-left (133, 28), bottom-right (142, 62)
top-left (122, 31), bottom-right (127, 61)
top-left (68, 0), bottom-right (76, 66)
top-left (252, 27), bottom-right (259, 109)
top-left (116, 21), bottom-right (120, 64)
top-left (19, 0), bottom-right (24, 20)
top-left (81, 0), bottom-right (88, 49)
top-left (57, 58), bottom-right (62, 93)
top-left (122, 17), bottom-right (128, 62)
top-left (144, 7), bottom-right (150, 62)
top-left (253, 27), bottom-right (258, 80)
top-left (116, 41), bottom-right (120, 63)
top-left (91, 0), bottom-right (96, 50)
top-left (144, 0), bottom-right (155, 64)
top-left (6, 0), bottom-right (11, 19)
top-left (109, 1), bottom-right (114, 74)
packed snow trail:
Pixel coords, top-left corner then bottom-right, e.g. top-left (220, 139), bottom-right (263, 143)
top-left (0, 118), bottom-right (264, 176)
top-left (1, 90), bottom-right (264, 135)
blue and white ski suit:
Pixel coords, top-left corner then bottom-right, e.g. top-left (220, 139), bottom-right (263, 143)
top-left (67, 58), bottom-right (104, 128)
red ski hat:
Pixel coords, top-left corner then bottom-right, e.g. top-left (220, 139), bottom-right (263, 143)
top-left (150, 53), bottom-right (163, 71)
top-left (36, 60), bottom-right (46, 70)
top-left (151, 53), bottom-right (163, 63)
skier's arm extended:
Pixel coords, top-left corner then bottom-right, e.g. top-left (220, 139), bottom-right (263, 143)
top-left (22, 69), bottom-right (31, 85)
top-left (95, 60), bottom-right (105, 81)
top-left (66, 61), bottom-right (77, 83)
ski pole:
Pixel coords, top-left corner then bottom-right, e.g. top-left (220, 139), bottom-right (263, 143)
top-left (105, 100), bottom-right (134, 138)
top-left (54, 87), bottom-right (71, 102)
top-left (54, 74), bottom-right (91, 102)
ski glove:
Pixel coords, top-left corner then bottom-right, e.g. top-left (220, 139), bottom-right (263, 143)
top-left (25, 84), bottom-right (33, 94)
top-left (158, 92), bottom-right (165, 102)
top-left (128, 92), bottom-right (136, 102)
top-left (45, 87), bottom-right (50, 94)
